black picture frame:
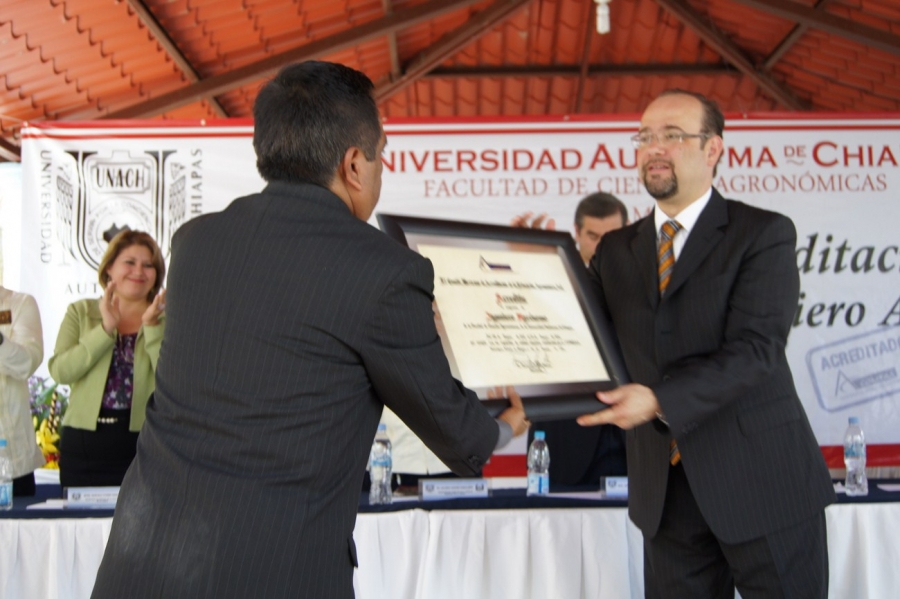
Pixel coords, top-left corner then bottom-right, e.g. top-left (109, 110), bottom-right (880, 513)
top-left (377, 213), bottom-right (630, 422)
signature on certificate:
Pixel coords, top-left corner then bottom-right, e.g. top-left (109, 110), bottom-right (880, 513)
top-left (513, 352), bottom-right (552, 373)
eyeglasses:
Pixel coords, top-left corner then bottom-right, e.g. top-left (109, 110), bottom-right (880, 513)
top-left (630, 130), bottom-right (710, 149)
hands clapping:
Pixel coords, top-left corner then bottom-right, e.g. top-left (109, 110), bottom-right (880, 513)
top-left (510, 211), bottom-right (557, 231)
top-left (99, 281), bottom-right (121, 335)
top-left (99, 282), bottom-right (166, 335)
top-left (142, 288), bottom-right (167, 327)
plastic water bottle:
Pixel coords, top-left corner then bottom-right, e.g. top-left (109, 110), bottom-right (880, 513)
top-left (843, 417), bottom-right (868, 496)
top-left (526, 431), bottom-right (550, 496)
top-left (368, 424), bottom-right (393, 505)
top-left (0, 439), bottom-right (12, 510)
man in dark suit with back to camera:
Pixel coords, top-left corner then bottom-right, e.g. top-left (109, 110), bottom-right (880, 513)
top-left (91, 60), bottom-right (527, 599)
top-left (577, 90), bottom-right (835, 598)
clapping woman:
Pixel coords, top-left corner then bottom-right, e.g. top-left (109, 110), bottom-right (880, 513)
top-left (49, 230), bottom-right (166, 488)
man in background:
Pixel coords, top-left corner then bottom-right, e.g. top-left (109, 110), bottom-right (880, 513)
top-left (512, 192), bottom-right (629, 485)
top-left (579, 89), bottom-right (833, 598)
top-left (0, 285), bottom-right (45, 496)
top-left (91, 60), bottom-right (527, 599)
top-left (514, 191), bottom-right (630, 267)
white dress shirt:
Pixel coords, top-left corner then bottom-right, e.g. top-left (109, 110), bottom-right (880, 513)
top-left (379, 407), bottom-right (451, 475)
top-left (653, 188), bottom-right (712, 259)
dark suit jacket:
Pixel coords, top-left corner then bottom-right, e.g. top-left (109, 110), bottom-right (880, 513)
top-left (589, 189), bottom-right (834, 543)
top-left (91, 182), bottom-right (499, 599)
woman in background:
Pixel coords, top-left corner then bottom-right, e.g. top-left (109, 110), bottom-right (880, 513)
top-left (49, 230), bottom-right (166, 488)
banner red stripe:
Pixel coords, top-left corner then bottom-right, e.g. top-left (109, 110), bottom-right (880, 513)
top-left (485, 444), bottom-right (900, 476)
top-left (483, 454), bottom-right (526, 477)
top-left (821, 444), bottom-right (900, 469)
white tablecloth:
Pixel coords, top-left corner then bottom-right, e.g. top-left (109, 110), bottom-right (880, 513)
top-left (352, 508), bottom-right (644, 599)
top-left (2, 503), bottom-right (898, 599)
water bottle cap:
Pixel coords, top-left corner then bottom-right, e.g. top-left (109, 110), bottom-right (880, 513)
top-left (848, 417), bottom-right (859, 425)
top-left (377, 423), bottom-right (387, 431)
top-left (534, 431), bottom-right (545, 440)
top-left (0, 439), bottom-right (6, 447)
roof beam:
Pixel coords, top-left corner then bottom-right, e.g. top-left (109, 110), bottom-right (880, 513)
top-left (0, 137), bottom-right (20, 162)
top-left (573, 0), bottom-right (596, 113)
top-left (381, 0), bottom-right (401, 79)
top-left (126, 0), bottom-right (228, 117)
top-left (654, 0), bottom-right (808, 110)
top-left (100, 0), bottom-right (484, 119)
top-left (761, 0), bottom-right (831, 71)
top-left (541, 0), bottom-right (563, 114)
top-left (374, 0), bottom-right (535, 103)
top-left (426, 63), bottom-right (738, 78)
top-left (732, 0), bottom-right (900, 57)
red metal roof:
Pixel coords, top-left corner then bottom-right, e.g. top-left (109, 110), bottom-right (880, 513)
top-left (2, 0), bottom-right (898, 160)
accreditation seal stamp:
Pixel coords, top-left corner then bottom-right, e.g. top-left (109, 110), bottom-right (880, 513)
top-left (806, 327), bottom-right (900, 411)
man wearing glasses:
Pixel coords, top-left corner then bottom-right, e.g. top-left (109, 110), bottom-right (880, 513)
top-left (577, 90), bottom-right (834, 598)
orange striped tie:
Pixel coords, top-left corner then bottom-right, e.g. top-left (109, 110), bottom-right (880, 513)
top-left (658, 220), bottom-right (682, 465)
top-left (669, 439), bottom-right (681, 465)
top-left (658, 220), bottom-right (681, 296)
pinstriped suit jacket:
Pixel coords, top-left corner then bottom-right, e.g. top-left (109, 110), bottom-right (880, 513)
top-left (91, 182), bottom-right (499, 599)
top-left (589, 189), bottom-right (834, 544)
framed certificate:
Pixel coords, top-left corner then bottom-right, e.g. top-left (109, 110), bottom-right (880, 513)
top-left (377, 214), bottom-right (630, 422)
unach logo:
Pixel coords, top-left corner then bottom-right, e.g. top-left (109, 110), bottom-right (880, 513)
top-left (54, 149), bottom-right (188, 270)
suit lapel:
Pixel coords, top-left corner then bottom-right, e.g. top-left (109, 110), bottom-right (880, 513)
top-left (630, 216), bottom-right (660, 308)
top-left (665, 189), bottom-right (728, 298)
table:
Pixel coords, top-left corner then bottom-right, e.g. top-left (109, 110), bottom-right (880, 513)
top-left (2, 483), bottom-right (899, 599)
top-left (352, 505), bottom-right (643, 599)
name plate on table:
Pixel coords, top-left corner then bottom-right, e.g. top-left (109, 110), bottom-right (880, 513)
top-left (66, 486), bottom-right (120, 509)
top-left (419, 478), bottom-right (490, 501)
top-left (602, 477), bottom-right (628, 499)
top-left (377, 215), bottom-right (630, 422)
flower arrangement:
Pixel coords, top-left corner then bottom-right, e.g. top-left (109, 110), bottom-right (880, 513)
top-left (28, 376), bottom-right (69, 469)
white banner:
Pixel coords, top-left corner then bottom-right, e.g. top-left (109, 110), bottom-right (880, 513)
top-left (10, 115), bottom-right (900, 464)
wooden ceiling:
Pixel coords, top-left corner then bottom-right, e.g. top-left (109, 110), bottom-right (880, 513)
top-left (2, 0), bottom-right (899, 161)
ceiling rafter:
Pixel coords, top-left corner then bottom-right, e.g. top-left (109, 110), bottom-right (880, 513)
top-left (654, 0), bottom-right (808, 110)
top-left (573, 0), bottom-right (596, 113)
top-left (426, 63), bottom-right (738, 78)
top-left (732, 0), bottom-right (900, 58)
top-left (520, 0), bottom-right (541, 114)
top-left (761, 0), bottom-right (832, 71)
top-left (0, 137), bottom-right (20, 162)
top-left (528, 0), bottom-right (548, 114)
top-left (125, 0), bottom-right (228, 117)
top-left (381, 0), bottom-right (401, 80)
top-left (1, 0), bottom-right (898, 163)
top-left (99, 0), bottom-right (485, 119)
top-left (539, 0), bottom-right (560, 114)
top-left (374, 0), bottom-right (535, 103)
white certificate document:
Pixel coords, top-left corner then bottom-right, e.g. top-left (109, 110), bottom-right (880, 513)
top-left (419, 244), bottom-right (609, 388)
